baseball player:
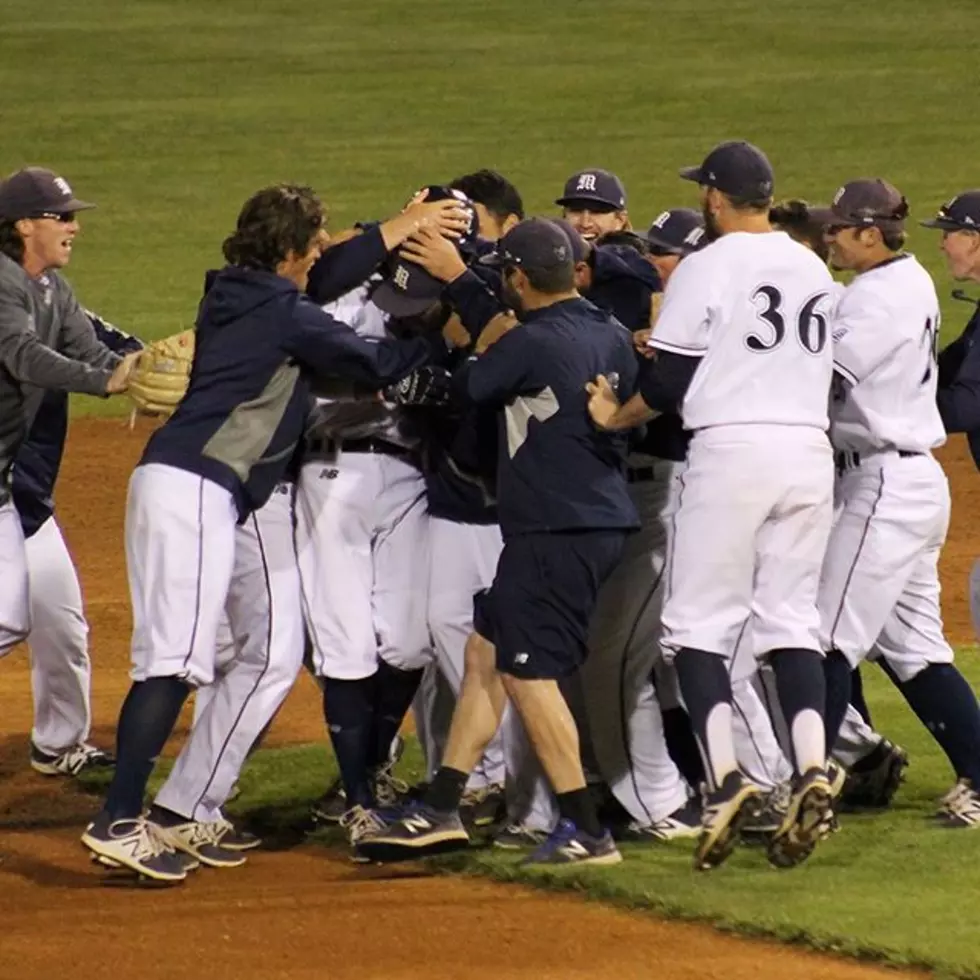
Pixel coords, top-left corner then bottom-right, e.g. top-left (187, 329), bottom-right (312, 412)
top-left (928, 191), bottom-right (980, 639)
top-left (294, 186), bottom-right (477, 860)
top-left (413, 170), bottom-right (527, 830)
top-left (812, 182), bottom-right (980, 829)
top-left (360, 218), bottom-right (639, 866)
top-left (395, 209), bottom-right (574, 847)
top-left (557, 169), bottom-right (630, 243)
top-left (0, 168), bottom-right (139, 668)
top-left (577, 209), bottom-right (705, 841)
top-left (819, 180), bottom-right (980, 828)
top-left (80, 183), bottom-right (447, 883)
top-left (14, 310), bottom-right (142, 777)
top-left (589, 141), bottom-right (838, 871)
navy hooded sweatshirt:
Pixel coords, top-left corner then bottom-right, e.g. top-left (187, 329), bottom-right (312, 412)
top-left (140, 266), bottom-right (432, 519)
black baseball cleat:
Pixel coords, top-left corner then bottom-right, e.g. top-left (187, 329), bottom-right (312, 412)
top-left (840, 739), bottom-right (909, 810)
top-left (767, 767), bottom-right (835, 869)
top-left (695, 771), bottom-right (764, 871)
top-left (459, 783), bottom-right (506, 828)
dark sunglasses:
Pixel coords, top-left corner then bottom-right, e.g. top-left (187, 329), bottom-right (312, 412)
top-left (32, 211), bottom-right (77, 223)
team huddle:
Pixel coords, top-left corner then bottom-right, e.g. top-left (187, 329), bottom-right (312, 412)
top-left (2, 141), bottom-right (980, 884)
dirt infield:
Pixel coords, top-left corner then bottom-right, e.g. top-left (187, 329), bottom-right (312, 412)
top-left (3, 418), bottom-right (974, 979)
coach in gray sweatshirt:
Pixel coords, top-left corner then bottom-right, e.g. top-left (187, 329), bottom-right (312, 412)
top-left (0, 166), bottom-right (135, 657)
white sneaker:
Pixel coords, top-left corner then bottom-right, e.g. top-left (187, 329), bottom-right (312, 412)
top-left (155, 819), bottom-right (248, 867)
top-left (937, 779), bottom-right (980, 828)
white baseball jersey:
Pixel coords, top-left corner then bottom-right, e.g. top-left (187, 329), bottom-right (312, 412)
top-left (648, 231), bottom-right (836, 430)
top-left (830, 254), bottom-right (946, 454)
top-left (306, 283), bottom-right (418, 449)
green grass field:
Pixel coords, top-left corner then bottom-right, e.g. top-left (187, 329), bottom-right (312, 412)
top-left (15, 1), bottom-right (980, 974)
top-left (80, 661), bottom-right (980, 978)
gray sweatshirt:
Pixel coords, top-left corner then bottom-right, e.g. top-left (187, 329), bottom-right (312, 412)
top-left (0, 253), bottom-right (120, 504)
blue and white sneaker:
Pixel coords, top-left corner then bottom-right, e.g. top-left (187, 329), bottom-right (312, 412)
top-left (522, 819), bottom-right (623, 866)
top-left (81, 812), bottom-right (187, 883)
top-left (355, 801), bottom-right (470, 863)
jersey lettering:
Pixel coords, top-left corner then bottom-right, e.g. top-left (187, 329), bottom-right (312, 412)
top-left (746, 286), bottom-right (829, 356)
top-left (920, 316), bottom-right (939, 385)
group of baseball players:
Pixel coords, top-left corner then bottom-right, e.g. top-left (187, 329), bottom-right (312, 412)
top-left (2, 141), bottom-right (980, 884)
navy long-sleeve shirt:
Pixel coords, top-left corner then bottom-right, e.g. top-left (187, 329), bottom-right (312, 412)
top-left (142, 266), bottom-right (432, 519)
top-left (454, 296), bottom-right (639, 537)
top-left (937, 303), bottom-right (980, 468)
top-left (13, 312), bottom-right (143, 538)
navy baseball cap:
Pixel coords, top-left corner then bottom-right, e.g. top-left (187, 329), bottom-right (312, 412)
top-left (644, 208), bottom-right (707, 255)
top-left (549, 218), bottom-right (591, 263)
top-left (479, 217), bottom-right (575, 273)
top-left (921, 190), bottom-right (980, 232)
top-left (679, 141), bottom-right (774, 200)
top-left (371, 185), bottom-right (479, 318)
top-left (556, 169), bottom-right (627, 212)
top-left (828, 179), bottom-right (909, 229)
top-left (0, 167), bottom-right (95, 220)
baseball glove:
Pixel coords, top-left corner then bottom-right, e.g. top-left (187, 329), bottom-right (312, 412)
top-left (382, 365), bottom-right (453, 407)
top-left (127, 329), bottom-right (195, 418)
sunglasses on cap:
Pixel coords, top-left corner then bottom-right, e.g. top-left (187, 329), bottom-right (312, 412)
top-left (30, 211), bottom-right (77, 223)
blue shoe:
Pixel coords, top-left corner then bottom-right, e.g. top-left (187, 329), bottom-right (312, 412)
top-left (355, 801), bottom-right (470, 863)
top-left (81, 812), bottom-right (187, 883)
top-left (522, 819), bottom-right (623, 866)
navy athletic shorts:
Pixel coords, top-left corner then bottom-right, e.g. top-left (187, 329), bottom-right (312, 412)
top-left (473, 529), bottom-right (627, 680)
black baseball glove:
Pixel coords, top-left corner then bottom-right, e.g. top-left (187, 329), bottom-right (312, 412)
top-left (383, 365), bottom-right (453, 407)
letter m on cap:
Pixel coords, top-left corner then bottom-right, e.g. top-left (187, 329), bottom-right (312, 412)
top-left (576, 174), bottom-right (597, 192)
top-left (53, 177), bottom-right (72, 198)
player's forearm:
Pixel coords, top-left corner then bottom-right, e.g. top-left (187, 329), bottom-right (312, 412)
top-left (605, 393), bottom-right (658, 430)
top-left (306, 226), bottom-right (387, 305)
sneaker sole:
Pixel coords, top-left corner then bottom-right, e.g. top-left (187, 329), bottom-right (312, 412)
top-left (695, 786), bottom-right (763, 871)
top-left (81, 833), bottom-right (187, 883)
top-left (493, 836), bottom-right (547, 851)
top-left (767, 783), bottom-right (833, 869)
top-left (30, 760), bottom-right (66, 777)
top-left (522, 848), bottom-right (624, 868)
top-left (357, 832), bottom-right (471, 864)
top-left (220, 838), bottom-right (262, 852)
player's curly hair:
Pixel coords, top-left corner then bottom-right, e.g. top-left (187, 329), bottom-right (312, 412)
top-left (222, 184), bottom-right (325, 272)
top-left (770, 199), bottom-right (829, 261)
top-left (0, 220), bottom-right (24, 264)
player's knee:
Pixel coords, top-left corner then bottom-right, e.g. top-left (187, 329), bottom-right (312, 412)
top-left (463, 631), bottom-right (496, 678)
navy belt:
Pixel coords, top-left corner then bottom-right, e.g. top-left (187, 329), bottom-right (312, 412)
top-left (835, 449), bottom-right (922, 473)
top-left (308, 436), bottom-right (417, 461)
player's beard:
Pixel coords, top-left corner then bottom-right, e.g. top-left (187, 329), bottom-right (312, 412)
top-left (501, 276), bottom-right (525, 317)
top-left (701, 203), bottom-right (722, 241)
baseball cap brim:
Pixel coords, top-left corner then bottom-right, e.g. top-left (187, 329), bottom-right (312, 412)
top-left (555, 195), bottom-right (621, 212)
top-left (678, 165), bottom-right (706, 185)
top-left (920, 217), bottom-right (968, 231)
top-left (55, 197), bottom-right (95, 213)
top-left (370, 280), bottom-right (444, 318)
top-left (643, 229), bottom-right (685, 255)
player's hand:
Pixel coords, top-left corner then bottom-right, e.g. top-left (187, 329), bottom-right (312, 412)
top-left (381, 190), bottom-right (471, 251)
top-left (632, 327), bottom-right (657, 358)
top-left (585, 373), bottom-right (622, 429)
top-left (474, 312), bottom-right (519, 354)
top-left (442, 313), bottom-right (472, 350)
top-left (105, 350), bottom-right (142, 394)
top-left (400, 226), bottom-right (468, 283)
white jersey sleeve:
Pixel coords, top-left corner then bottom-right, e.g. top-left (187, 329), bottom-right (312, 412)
top-left (831, 287), bottom-right (893, 387)
top-left (646, 248), bottom-right (719, 357)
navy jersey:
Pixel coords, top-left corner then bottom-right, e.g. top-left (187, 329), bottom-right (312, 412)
top-left (584, 246), bottom-right (661, 332)
top-left (455, 297), bottom-right (639, 536)
top-left (937, 301), bottom-right (980, 469)
top-left (141, 266), bottom-right (432, 519)
top-left (12, 311), bottom-right (143, 538)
